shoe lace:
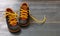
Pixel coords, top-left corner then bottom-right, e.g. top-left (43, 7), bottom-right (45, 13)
top-left (20, 9), bottom-right (28, 20)
top-left (6, 12), bottom-right (18, 26)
